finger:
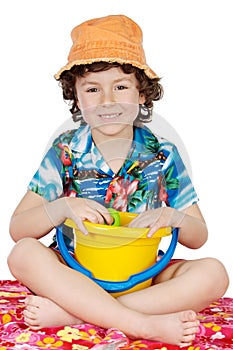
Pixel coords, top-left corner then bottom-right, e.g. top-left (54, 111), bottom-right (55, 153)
top-left (72, 210), bottom-right (109, 233)
top-left (85, 200), bottom-right (113, 225)
top-left (103, 214), bottom-right (114, 225)
top-left (72, 216), bottom-right (89, 235)
top-left (127, 217), bottom-right (138, 227)
top-left (88, 210), bottom-right (114, 226)
top-left (127, 216), bottom-right (148, 228)
top-left (95, 209), bottom-right (112, 225)
top-left (147, 225), bottom-right (159, 238)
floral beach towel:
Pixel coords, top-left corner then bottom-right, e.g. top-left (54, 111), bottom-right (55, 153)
top-left (1, 280), bottom-right (233, 350)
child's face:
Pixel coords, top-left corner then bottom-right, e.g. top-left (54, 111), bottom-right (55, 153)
top-left (75, 67), bottom-right (145, 141)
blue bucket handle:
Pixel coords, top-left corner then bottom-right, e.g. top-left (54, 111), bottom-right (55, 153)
top-left (56, 226), bottom-right (179, 293)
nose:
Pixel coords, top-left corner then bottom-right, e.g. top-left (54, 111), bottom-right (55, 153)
top-left (101, 88), bottom-right (115, 106)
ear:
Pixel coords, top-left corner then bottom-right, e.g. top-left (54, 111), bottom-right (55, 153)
top-left (139, 93), bottom-right (146, 104)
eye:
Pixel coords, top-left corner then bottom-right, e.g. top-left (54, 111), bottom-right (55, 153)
top-left (115, 85), bottom-right (128, 91)
top-left (86, 87), bottom-right (99, 93)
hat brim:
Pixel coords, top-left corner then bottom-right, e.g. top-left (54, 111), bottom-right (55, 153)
top-left (54, 57), bottom-right (159, 80)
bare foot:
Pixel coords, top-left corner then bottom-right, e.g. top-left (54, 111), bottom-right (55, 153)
top-left (140, 310), bottom-right (199, 347)
top-left (23, 295), bottom-right (83, 330)
top-left (23, 296), bottom-right (199, 346)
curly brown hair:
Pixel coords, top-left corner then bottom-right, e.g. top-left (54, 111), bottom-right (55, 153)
top-left (58, 62), bottom-right (163, 123)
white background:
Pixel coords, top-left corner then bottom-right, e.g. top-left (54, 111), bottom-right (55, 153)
top-left (1, 0), bottom-right (233, 296)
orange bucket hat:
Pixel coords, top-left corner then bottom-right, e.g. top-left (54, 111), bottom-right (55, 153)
top-left (54, 14), bottom-right (158, 80)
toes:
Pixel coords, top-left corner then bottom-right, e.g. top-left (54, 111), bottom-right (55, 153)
top-left (179, 333), bottom-right (196, 347)
top-left (29, 325), bottom-right (42, 331)
top-left (24, 295), bottom-right (34, 304)
top-left (24, 295), bottom-right (39, 307)
top-left (23, 309), bottom-right (36, 320)
top-left (25, 320), bottom-right (41, 331)
top-left (179, 341), bottom-right (192, 348)
top-left (183, 333), bottom-right (196, 343)
top-left (23, 296), bottom-right (51, 331)
top-left (23, 305), bottom-right (41, 327)
top-left (183, 326), bottom-right (200, 336)
top-left (182, 310), bottom-right (197, 322)
top-left (178, 311), bottom-right (199, 347)
top-left (23, 304), bottom-right (40, 321)
top-left (24, 315), bottom-right (40, 327)
top-left (26, 304), bottom-right (39, 313)
top-left (183, 320), bottom-right (200, 331)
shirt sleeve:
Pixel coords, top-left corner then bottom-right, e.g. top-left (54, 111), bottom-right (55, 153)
top-left (161, 144), bottom-right (199, 210)
top-left (27, 147), bottom-right (64, 202)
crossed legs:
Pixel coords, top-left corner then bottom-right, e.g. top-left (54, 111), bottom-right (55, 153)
top-left (7, 237), bottom-right (229, 346)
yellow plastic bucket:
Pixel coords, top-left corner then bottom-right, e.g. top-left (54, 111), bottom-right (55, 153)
top-left (64, 212), bottom-right (172, 296)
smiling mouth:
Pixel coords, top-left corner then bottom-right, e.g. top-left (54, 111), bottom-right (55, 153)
top-left (98, 113), bottom-right (122, 120)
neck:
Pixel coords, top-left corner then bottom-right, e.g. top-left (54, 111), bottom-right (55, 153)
top-left (94, 133), bottom-right (134, 174)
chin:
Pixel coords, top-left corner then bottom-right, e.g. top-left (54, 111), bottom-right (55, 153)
top-left (97, 124), bottom-right (132, 137)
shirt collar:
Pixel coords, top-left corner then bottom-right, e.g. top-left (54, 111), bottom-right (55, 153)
top-left (69, 123), bottom-right (156, 156)
top-left (70, 124), bottom-right (93, 153)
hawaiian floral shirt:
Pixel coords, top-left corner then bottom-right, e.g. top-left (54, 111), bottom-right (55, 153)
top-left (28, 123), bottom-right (198, 248)
top-left (28, 123), bottom-right (198, 211)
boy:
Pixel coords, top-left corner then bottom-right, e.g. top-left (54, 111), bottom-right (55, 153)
top-left (8, 15), bottom-right (229, 347)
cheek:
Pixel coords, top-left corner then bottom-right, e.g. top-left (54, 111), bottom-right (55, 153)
top-left (76, 96), bottom-right (86, 111)
top-left (81, 109), bottom-right (91, 125)
top-left (76, 89), bottom-right (90, 110)
top-left (122, 102), bottom-right (139, 123)
top-left (81, 105), bottom-right (99, 126)
top-left (77, 94), bottom-right (99, 113)
top-left (130, 104), bottom-right (139, 121)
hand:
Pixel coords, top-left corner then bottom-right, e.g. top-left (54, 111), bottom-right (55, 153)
top-left (62, 197), bottom-right (113, 234)
top-left (128, 207), bottom-right (185, 237)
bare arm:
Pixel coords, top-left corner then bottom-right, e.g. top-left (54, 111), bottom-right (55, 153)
top-left (9, 190), bottom-right (113, 242)
top-left (9, 191), bottom-right (66, 241)
top-left (174, 204), bottom-right (208, 249)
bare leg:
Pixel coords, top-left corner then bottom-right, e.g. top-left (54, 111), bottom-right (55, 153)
top-left (22, 257), bottom-right (228, 331)
top-left (118, 257), bottom-right (229, 314)
top-left (8, 238), bottom-right (200, 346)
